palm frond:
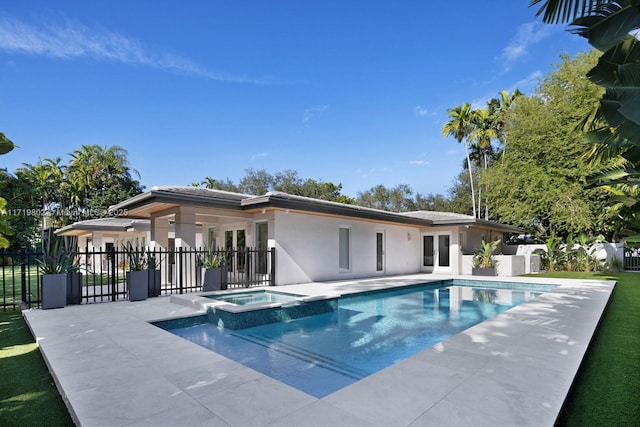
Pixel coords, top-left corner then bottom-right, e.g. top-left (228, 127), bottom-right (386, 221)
top-left (530, 0), bottom-right (605, 24)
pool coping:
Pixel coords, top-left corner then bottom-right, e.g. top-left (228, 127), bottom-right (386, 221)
top-left (23, 274), bottom-right (615, 426)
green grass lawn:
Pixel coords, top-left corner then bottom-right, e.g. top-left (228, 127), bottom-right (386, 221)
top-left (0, 272), bottom-right (637, 425)
top-left (0, 310), bottom-right (73, 426)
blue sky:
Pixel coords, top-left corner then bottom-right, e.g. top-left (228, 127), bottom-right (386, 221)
top-left (0, 1), bottom-right (589, 199)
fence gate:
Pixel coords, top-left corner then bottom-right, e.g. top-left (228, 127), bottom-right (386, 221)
top-left (624, 247), bottom-right (640, 271)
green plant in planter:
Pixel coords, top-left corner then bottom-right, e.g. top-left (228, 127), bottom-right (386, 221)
top-left (203, 244), bottom-right (226, 268)
top-left (472, 239), bottom-right (501, 269)
top-left (125, 242), bottom-right (147, 271)
top-left (37, 235), bottom-right (77, 308)
top-left (35, 236), bottom-right (76, 274)
top-left (202, 244), bottom-right (228, 291)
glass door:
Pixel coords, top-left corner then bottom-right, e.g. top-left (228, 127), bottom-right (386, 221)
top-left (423, 235), bottom-right (434, 269)
top-left (256, 222), bottom-right (268, 274)
top-left (224, 229), bottom-right (246, 272)
top-left (423, 233), bottom-right (451, 272)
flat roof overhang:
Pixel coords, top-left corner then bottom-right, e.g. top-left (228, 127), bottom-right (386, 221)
top-left (109, 187), bottom-right (247, 219)
top-left (242, 192), bottom-right (434, 227)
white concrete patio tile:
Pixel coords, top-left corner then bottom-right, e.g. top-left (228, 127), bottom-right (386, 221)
top-left (192, 376), bottom-right (316, 426)
top-left (267, 400), bottom-right (376, 426)
top-left (323, 358), bottom-right (467, 426)
top-left (409, 398), bottom-right (519, 427)
top-left (125, 400), bottom-right (229, 427)
top-left (66, 376), bottom-right (195, 427)
top-left (165, 358), bottom-right (264, 399)
top-left (440, 371), bottom-right (564, 427)
top-left (54, 359), bottom-right (157, 394)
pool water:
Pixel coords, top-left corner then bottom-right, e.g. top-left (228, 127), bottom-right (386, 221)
top-left (166, 282), bottom-right (550, 398)
top-left (206, 290), bottom-right (301, 305)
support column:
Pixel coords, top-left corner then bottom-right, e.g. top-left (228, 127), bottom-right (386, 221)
top-left (174, 211), bottom-right (196, 249)
top-left (150, 217), bottom-right (169, 250)
top-left (150, 217), bottom-right (170, 287)
top-left (174, 211), bottom-right (197, 287)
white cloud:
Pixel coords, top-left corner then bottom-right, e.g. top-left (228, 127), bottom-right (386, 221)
top-left (250, 152), bottom-right (268, 162)
top-left (414, 105), bottom-right (429, 116)
top-left (409, 160), bottom-right (430, 166)
top-left (0, 13), bottom-right (263, 83)
top-left (302, 105), bottom-right (328, 124)
top-left (498, 22), bottom-right (554, 70)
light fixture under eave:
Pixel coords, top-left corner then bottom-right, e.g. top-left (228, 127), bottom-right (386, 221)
top-left (261, 208), bottom-right (266, 214)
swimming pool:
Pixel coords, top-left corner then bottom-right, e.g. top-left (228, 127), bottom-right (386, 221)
top-left (159, 279), bottom-right (556, 398)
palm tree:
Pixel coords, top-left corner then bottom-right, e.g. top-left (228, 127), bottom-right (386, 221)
top-left (442, 103), bottom-right (477, 218)
top-left (487, 89), bottom-right (522, 161)
top-left (469, 108), bottom-right (498, 219)
top-left (529, 0), bottom-right (601, 24)
top-left (67, 145), bottom-right (142, 217)
top-left (17, 157), bottom-right (65, 237)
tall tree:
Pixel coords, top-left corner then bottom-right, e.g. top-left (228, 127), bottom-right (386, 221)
top-left (487, 89), bottom-right (523, 160)
top-left (469, 108), bottom-right (498, 219)
top-left (356, 184), bottom-right (416, 212)
top-left (16, 157), bottom-right (65, 234)
top-left (530, 1), bottom-right (640, 220)
top-left (66, 145), bottom-right (143, 219)
top-left (483, 51), bottom-right (616, 238)
top-left (198, 168), bottom-right (353, 203)
top-left (442, 103), bottom-right (477, 218)
top-left (0, 132), bottom-right (17, 248)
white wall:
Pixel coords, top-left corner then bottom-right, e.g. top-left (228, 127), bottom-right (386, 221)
top-left (272, 211), bottom-right (421, 285)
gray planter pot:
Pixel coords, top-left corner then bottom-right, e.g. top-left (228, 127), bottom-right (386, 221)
top-left (472, 267), bottom-right (497, 276)
top-left (66, 272), bottom-right (83, 305)
top-left (126, 270), bottom-right (148, 301)
top-left (42, 273), bottom-right (67, 309)
top-left (202, 267), bottom-right (228, 292)
top-left (148, 269), bottom-right (161, 297)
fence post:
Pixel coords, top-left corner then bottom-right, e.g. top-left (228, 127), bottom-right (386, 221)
top-left (178, 247), bottom-right (184, 294)
top-left (20, 247), bottom-right (28, 308)
top-left (269, 247), bottom-right (275, 286)
top-left (110, 245), bottom-right (117, 301)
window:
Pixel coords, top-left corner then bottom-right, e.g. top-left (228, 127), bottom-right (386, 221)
top-left (339, 227), bottom-right (350, 270)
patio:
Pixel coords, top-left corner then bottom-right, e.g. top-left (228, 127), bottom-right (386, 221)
top-left (23, 274), bottom-right (614, 426)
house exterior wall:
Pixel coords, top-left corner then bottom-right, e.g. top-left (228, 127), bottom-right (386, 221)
top-left (271, 210), bottom-right (421, 285)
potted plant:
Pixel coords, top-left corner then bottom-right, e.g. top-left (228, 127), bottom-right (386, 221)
top-left (472, 239), bottom-right (500, 276)
top-left (125, 243), bottom-right (148, 301)
top-left (202, 245), bottom-right (227, 292)
top-left (147, 253), bottom-right (161, 297)
top-left (36, 237), bottom-right (72, 309)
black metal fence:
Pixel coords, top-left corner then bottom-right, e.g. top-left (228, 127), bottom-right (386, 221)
top-left (624, 247), bottom-right (640, 271)
top-left (0, 246), bottom-right (275, 311)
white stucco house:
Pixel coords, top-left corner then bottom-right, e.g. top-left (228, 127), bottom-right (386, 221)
top-left (57, 186), bottom-right (525, 285)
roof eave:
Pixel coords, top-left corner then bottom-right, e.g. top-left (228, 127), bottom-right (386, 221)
top-left (243, 194), bottom-right (433, 226)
